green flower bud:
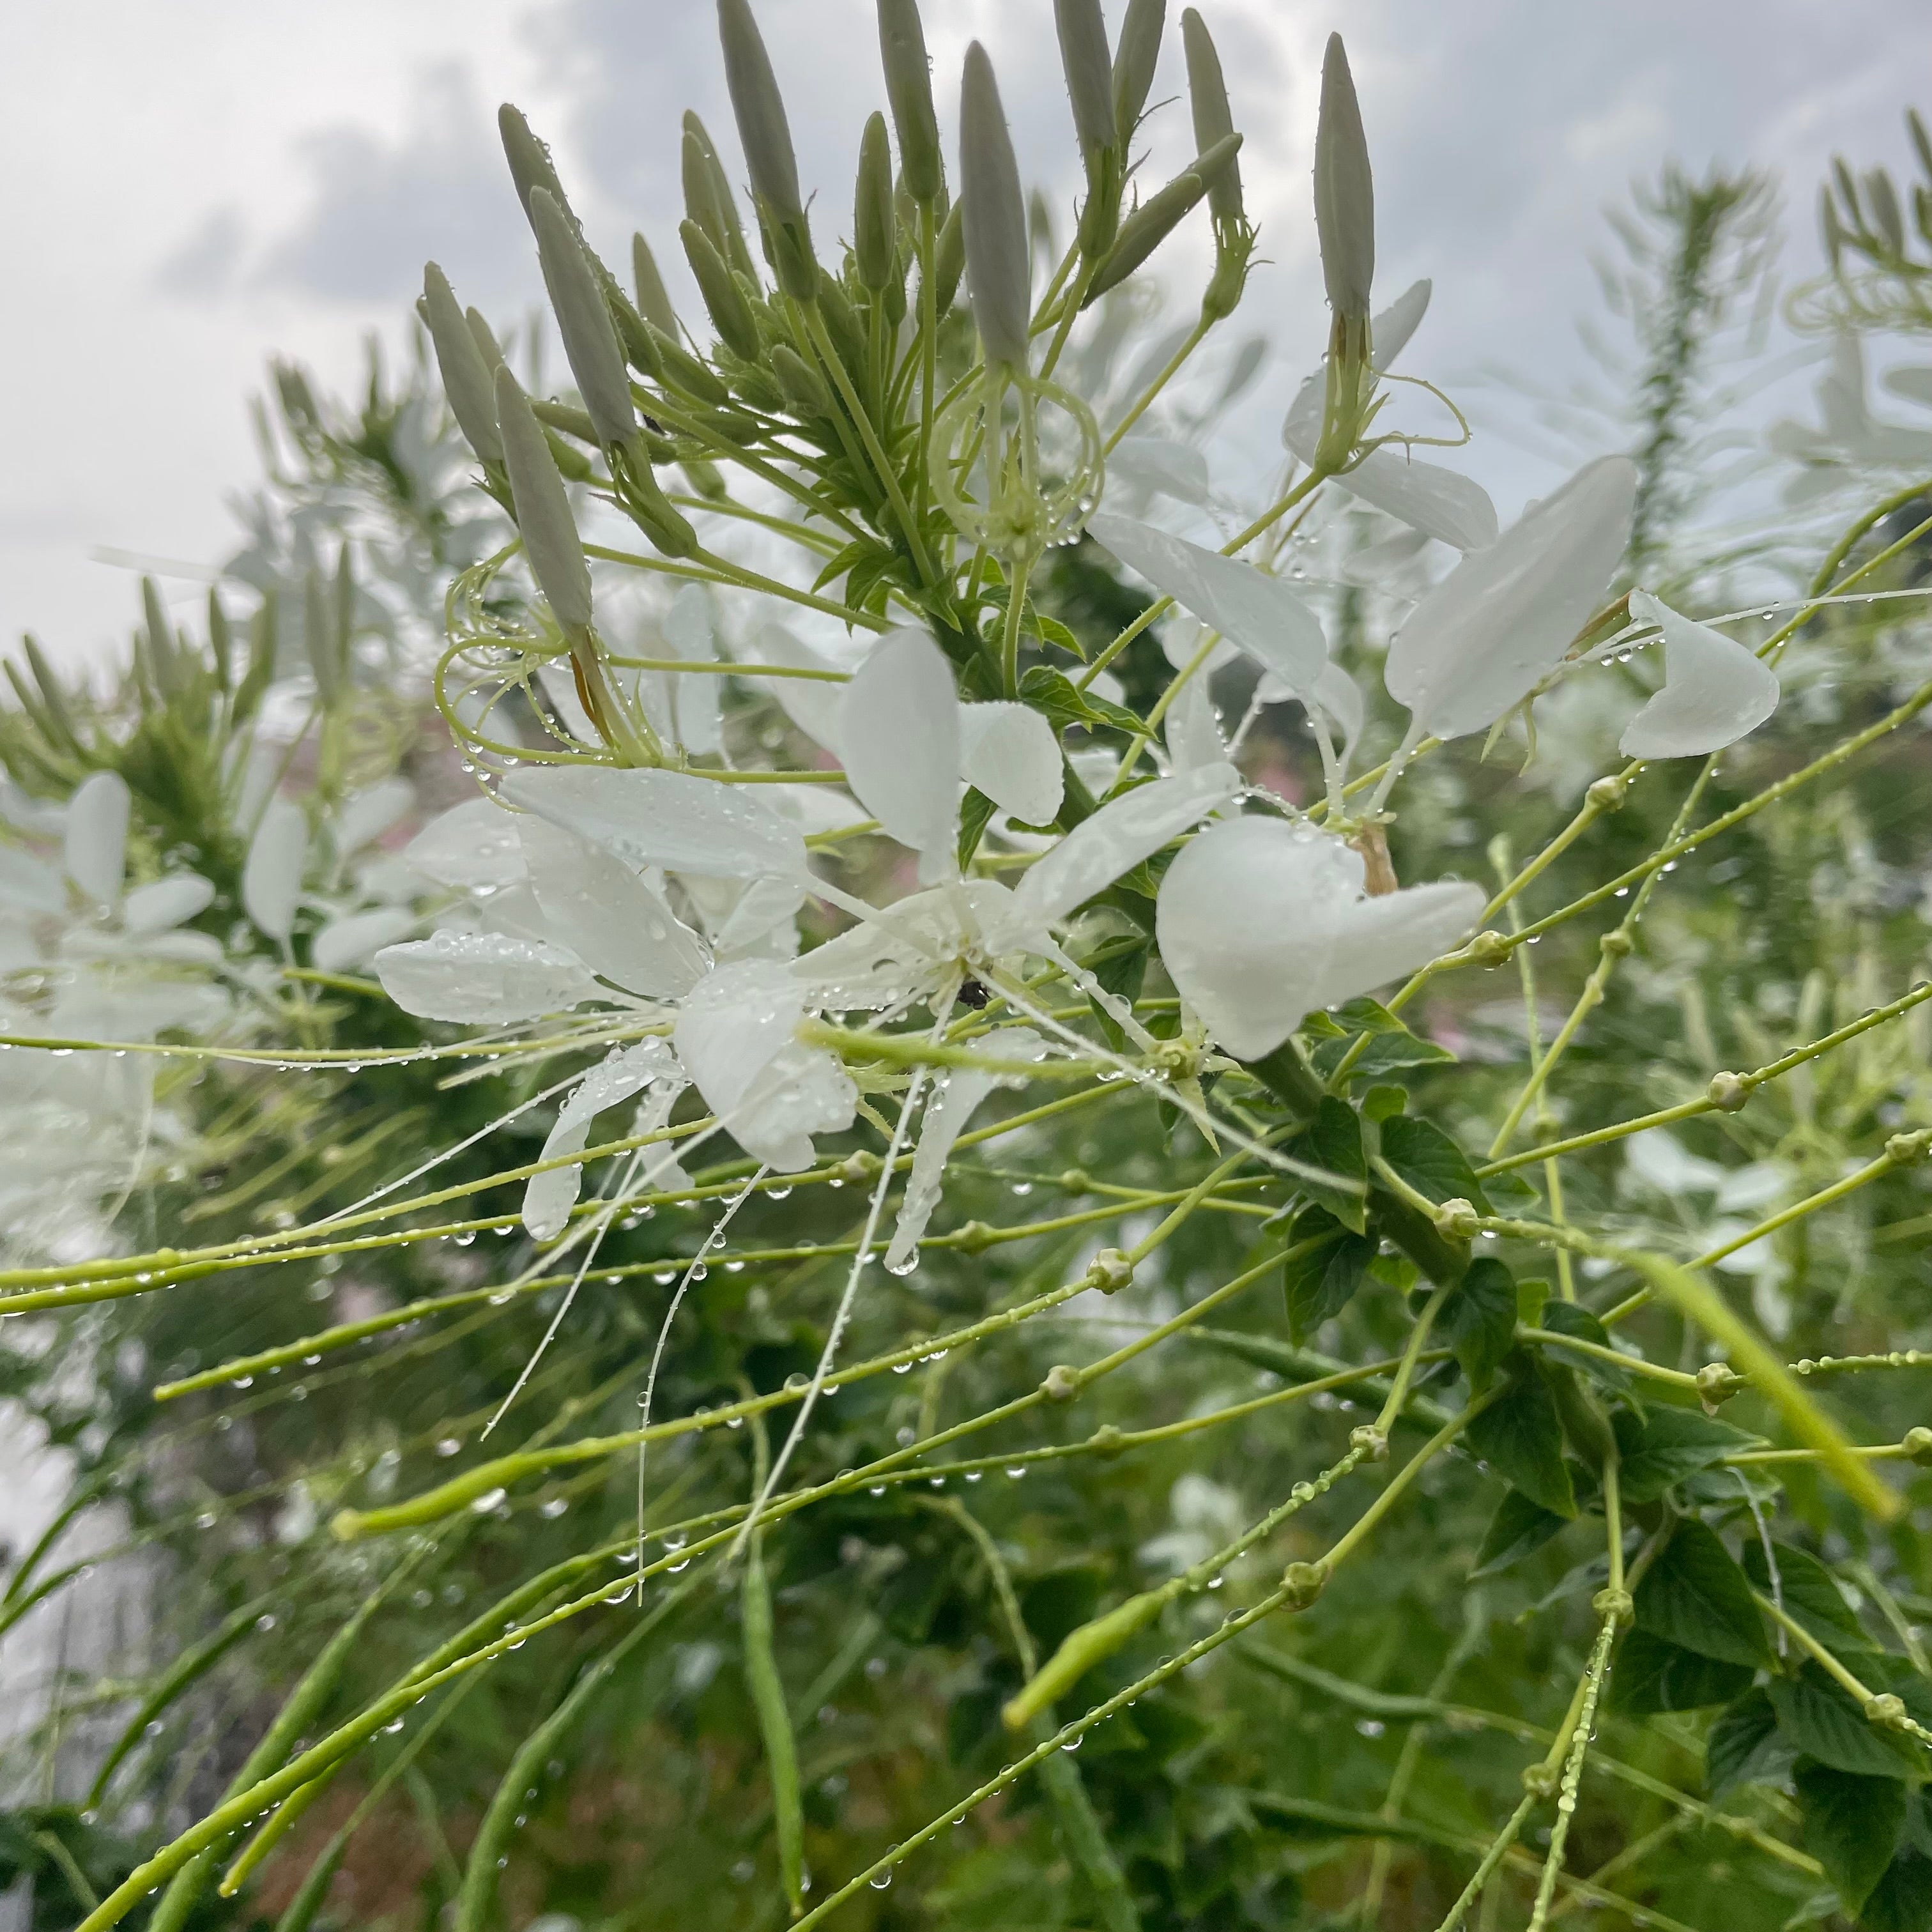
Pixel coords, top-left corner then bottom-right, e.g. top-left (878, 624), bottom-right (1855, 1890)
top-left (234, 592), bottom-right (275, 725)
top-left (855, 112), bottom-right (896, 293)
top-left (681, 112), bottom-right (758, 282)
top-left (494, 364), bottom-right (594, 634)
top-left (207, 586), bottom-right (233, 691)
top-left (1112, 0), bottom-right (1165, 147)
top-left (648, 322), bottom-right (732, 407)
top-left (816, 270), bottom-right (868, 388)
top-left (1910, 108), bottom-right (1932, 183)
top-left (498, 103), bottom-right (567, 223)
top-left (141, 576), bottom-right (185, 700)
top-left (932, 196), bottom-right (965, 311)
top-left (682, 219), bottom-right (763, 361)
top-left (876, 0), bottom-right (942, 205)
top-left (1314, 33), bottom-right (1374, 321)
top-left (303, 567), bottom-right (342, 707)
top-left (531, 397), bottom-right (597, 445)
top-left (771, 343), bottom-right (831, 418)
top-left (465, 308), bottom-right (509, 380)
top-left (612, 441), bottom-right (699, 560)
top-left (1866, 167), bottom-right (1905, 256)
top-left (1055, 0), bottom-right (1116, 164)
top-left (960, 42), bottom-right (1031, 371)
top-left (1084, 130), bottom-right (1241, 301)
top-left (529, 188), bottom-right (636, 449)
top-left (1181, 9), bottom-right (1244, 231)
top-left (631, 232), bottom-right (679, 337)
top-left (717, 0), bottom-right (817, 300)
top-left (421, 263), bottom-right (503, 464)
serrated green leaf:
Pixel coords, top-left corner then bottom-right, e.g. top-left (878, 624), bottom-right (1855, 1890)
top-left (1611, 1628), bottom-right (1756, 1713)
top-left (956, 785), bottom-right (998, 868)
top-left (1471, 1485), bottom-right (1570, 1577)
top-left (1706, 1687), bottom-right (1792, 1799)
top-left (1439, 1257), bottom-right (1517, 1393)
top-left (1535, 1301), bottom-right (1633, 1395)
top-left (1770, 1665), bottom-right (1918, 1777)
top-left (1377, 1115), bottom-right (1491, 1215)
top-left (1634, 1519), bottom-right (1770, 1666)
top-left (1018, 664), bottom-right (1145, 737)
top-left (1027, 613), bottom-right (1085, 659)
top-left (1282, 1207), bottom-right (1374, 1340)
top-left (1306, 999), bottom-right (1457, 1082)
top-left (1288, 1097), bottom-right (1367, 1232)
top-left (1613, 1404), bottom-right (1759, 1505)
top-left (1740, 1541), bottom-right (1876, 1657)
top-left (1795, 1763), bottom-right (1907, 1914)
top-left (1464, 1356), bottom-right (1575, 1517)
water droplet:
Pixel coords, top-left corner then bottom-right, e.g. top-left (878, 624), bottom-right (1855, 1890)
top-left (470, 1487), bottom-right (508, 1514)
top-left (1006, 1466), bottom-right (1027, 1480)
top-left (885, 1252), bottom-right (919, 1275)
top-left (870, 1871), bottom-right (893, 1890)
top-left (437, 1437), bottom-right (463, 1457)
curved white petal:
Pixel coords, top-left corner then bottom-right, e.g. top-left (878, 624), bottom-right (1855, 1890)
top-left (1013, 762), bottom-right (1241, 933)
top-left (1087, 513), bottom-right (1328, 696)
top-left (960, 702), bottom-right (1064, 823)
top-left (404, 798), bottom-right (528, 892)
top-left (518, 815), bottom-right (709, 998)
top-left (1163, 677), bottom-right (1227, 774)
top-left (664, 583), bottom-right (722, 755)
top-left (334, 778), bottom-right (416, 856)
top-left (0, 845), bottom-right (65, 914)
top-left (122, 873), bottom-right (215, 935)
top-left (311, 905), bottom-right (420, 974)
top-left (1332, 449), bottom-right (1498, 551)
top-left (1385, 456), bottom-right (1637, 742)
top-left (837, 627), bottom-right (962, 884)
top-left (1108, 435), bottom-right (1212, 507)
top-left (65, 771), bottom-right (130, 905)
top-left (374, 931), bottom-right (603, 1022)
top-left (243, 796), bottom-right (309, 941)
top-left (523, 1040), bottom-right (680, 1239)
top-left (1618, 591), bottom-right (1781, 760)
top-left (746, 621), bottom-right (849, 755)
top-left (503, 766), bottom-right (806, 882)
top-left (1156, 817), bottom-right (1482, 1060)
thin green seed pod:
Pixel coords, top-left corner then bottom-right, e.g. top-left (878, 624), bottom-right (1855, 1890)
top-left (1055, 0), bottom-right (1117, 164)
top-left (530, 188), bottom-right (636, 448)
top-left (1085, 130), bottom-right (1241, 301)
top-left (1181, 8), bottom-right (1244, 229)
top-left (682, 218), bottom-right (763, 361)
top-left (960, 42), bottom-right (1031, 371)
top-left (877, 0), bottom-right (942, 204)
top-left (631, 232), bottom-right (679, 335)
top-left (494, 365), bottom-right (594, 634)
top-left (1314, 32), bottom-right (1374, 319)
top-left (742, 1526), bottom-right (806, 1916)
top-left (855, 112), bottom-right (896, 292)
top-left (1112, 0), bottom-right (1165, 146)
top-left (421, 263), bottom-right (503, 463)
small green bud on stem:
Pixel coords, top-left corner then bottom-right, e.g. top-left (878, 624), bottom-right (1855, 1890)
top-left (631, 232), bottom-right (679, 335)
top-left (1432, 1197), bottom-right (1481, 1242)
top-left (960, 42), bottom-right (1032, 371)
top-left (1042, 1362), bottom-right (1081, 1401)
top-left (1112, 0), bottom-right (1165, 147)
top-left (422, 263), bottom-right (503, 464)
top-left (682, 112), bottom-right (758, 282)
top-left (1706, 1071), bottom-right (1751, 1112)
top-left (1903, 1425), bottom-right (1932, 1466)
top-left (876, 0), bottom-right (943, 205)
top-left (1084, 1247), bottom-right (1134, 1294)
top-left (855, 112), bottom-right (898, 292)
top-left (932, 197), bottom-right (966, 312)
top-left (1084, 132), bottom-right (1243, 302)
top-left (530, 188), bottom-right (636, 449)
top-left (493, 365), bottom-right (594, 635)
top-left (1280, 1560), bottom-right (1330, 1610)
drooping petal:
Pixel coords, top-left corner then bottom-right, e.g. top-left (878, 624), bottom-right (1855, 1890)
top-left (1618, 591), bottom-right (1781, 760)
top-left (121, 874), bottom-right (215, 935)
top-left (1086, 512), bottom-right (1328, 696)
top-left (742, 622), bottom-right (848, 755)
top-left (960, 702), bottom-right (1064, 823)
top-left (334, 778), bottom-right (417, 856)
top-left (518, 815), bottom-right (710, 997)
top-left (836, 627), bottom-right (962, 884)
top-left (64, 771), bottom-right (131, 905)
top-left (374, 931), bottom-right (604, 1022)
top-left (523, 1039), bottom-right (679, 1239)
top-left (1384, 456), bottom-right (1637, 742)
top-left (1312, 663), bottom-right (1364, 761)
top-left (311, 906), bottom-right (420, 974)
top-left (503, 766), bottom-right (806, 881)
top-left (1156, 817), bottom-right (1481, 1059)
top-left (1013, 760), bottom-right (1240, 932)
top-left (404, 798), bottom-right (528, 893)
top-left (884, 1027), bottom-right (1048, 1273)
top-left (243, 796), bottom-right (309, 941)
top-left (1329, 449), bottom-right (1498, 551)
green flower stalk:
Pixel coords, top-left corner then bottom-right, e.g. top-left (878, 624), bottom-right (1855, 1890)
top-left (876, 0), bottom-right (942, 206)
top-left (716, 0), bottom-right (816, 301)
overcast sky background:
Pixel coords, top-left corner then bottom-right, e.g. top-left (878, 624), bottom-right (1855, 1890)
top-left (7, 0), bottom-right (1932, 670)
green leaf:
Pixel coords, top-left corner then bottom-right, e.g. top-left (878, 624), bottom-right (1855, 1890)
top-left (1439, 1257), bottom-right (1518, 1393)
top-left (1611, 1628), bottom-right (1755, 1713)
top-left (1361, 1085), bottom-right (1408, 1124)
top-left (1534, 1301), bottom-right (1632, 1395)
top-left (1305, 997), bottom-right (1456, 1083)
top-left (1613, 1404), bottom-right (1760, 1506)
top-left (1770, 1665), bottom-right (1919, 1778)
top-left (1084, 934), bottom-right (1149, 1053)
top-left (956, 785), bottom-right (998, 869)
top-left (1027, 612), bottom-right (1085, 659)
top-left (1741, 1540), bottom-right (1877, 1656)
top-left (1471, 1487), bottom-right (1570, 1577)
top-left (1795, 1763), bottom-right (1907, 1915)
top-left (1288, 1097), bottom-right (1367, 1232)
top-left (1018, 664), bottom-right (1145, 738)
top-left (1862, 1839), bottom-right (1932, 1932)
top-left (1706, 1687), bottom-right (1792, 1799)
top-left (1377, 1115), bottom-right (1491, 1215)
top-left (1634, 1519), bottom-right (1770, 1666)
top-left (1282, 1207), bottom-right (1374, 1341)
top-left (1482, 1166), bottom-right (1542, 1213)
top-left (1464, 1356), bottom-right (1575, 1518)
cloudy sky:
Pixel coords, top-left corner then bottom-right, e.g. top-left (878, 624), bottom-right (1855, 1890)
top-left (7, 0), bottom-right (1931, 668)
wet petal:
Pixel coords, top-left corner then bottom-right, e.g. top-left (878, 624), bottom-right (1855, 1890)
top-left (122, 874), bottom-right (215, 935)
top-left (1281, 278), bottom-right (1433, 453)
top-left (334, 778), bottom-right (416, 856)
top-left (1385, 456), bottom-right (1636, 742)
top-left (374, 931), bottom-right (604, 1022)
top-left (65, 771), bottom-right (130, 905)
top-left (1618, 591), bottom-right (1781, 759)
top-left (664, 583), bottom-right (723, 756)
top-left (1163, 677), bottom-right (1227, 774)
top-left (503, 765), bottom-right (806, 881)
top-left (404, 797), bottom-right (527, 892)
top-left (1330, 449), bottom-right (1498, 551)
top-left (744, 621), bottom-right (848, 755)
top-left (243, 797), bottom-right (309, 941)
top-left (1108, 435), bottom-right (1213, 507)
top-left (960, 702), bottom-right (1064, 823)
top-left (837, 627), bottom-right (962, 884)
top-left (523, 1040), bottom-right (679, 1239)
top-left (311, 906), bottom-right (420, 974)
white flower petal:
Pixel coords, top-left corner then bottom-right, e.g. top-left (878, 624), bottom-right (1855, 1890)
top-left (518, 815), bottom-right (709, 998)
top-left (664, 583), bottom-right (722, 755)
top-left (404, 798), bottom-right (528, 892)
top-left (744, 621), bottom-right (848, 755)
top-left (243, 797), bottom-right (309, 941)
top-left (1013, 762), bottom-right (1241, 932)
top-left (312, 906), bottom-right (420, 974)
top-left (710, 874), bottom-right (806, 958)
top-left (793, 878), bottom-right (1019, 1009)
top-left (503, 766), bottom-right (806, 882)
top-left (523, 1040), bottom-right (680, 1239)
top-left (1312, 663), bottom-right (1364, 759)
top-left (1385, 456), bottom-right (1637, 742)
top-left (334, 778), bottom-right (416, 856)
top-left (65, 771), bottom-right (130, 904)
top-left (1330, 449), bottom-right (1498, 551)
top-left (374, 931), bottom-right (603, 1022)
top-left (1086, 512), bottom-right (1328, 696)
top-left (837, 627), bottom-right (962, 884)
top-left (1282, 278), bottom-right (1434, 454)
top-left (1156, 818), bottom-right (1482, 1059)
top-left (884, 1027), bottom-right (1048, 1272)
top-left (1163, 677), bottom-right (1227, 774)
top-left (1108, 435), bottom-right (1212, 507)
top-left (123, 874), bottom-right (215, 935)
top-left (0, 845), bottom-right (65, 914)
top-left (1618, 591), bottom-right (1780, 759)
top-left (960, 702), bottom-right (1064, 824)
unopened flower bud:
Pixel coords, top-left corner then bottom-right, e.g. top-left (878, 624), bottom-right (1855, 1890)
top-left (1112, 0), bottom-right (1165, 147)
top-left (1866, 168), bottom-right (1906, 256)
top-left (1598, 929), bottom-right (1633, 958)
top-left (1864, 1691), bottom-right (1909, 1730)
top-left (530, 189), bottom-right (636, 449)
top-left (855, 111), bottom-right (897, 292)
top-left (494, 365), bottom-right (594, 634)
top-left (931, 197), bottom-right (966, 311)
top-left (1087, 1423), bottom-right (1126, 1457)
top-left (876, 0), bottom-right (942, 205)
top-left (1055, 0), bottom-right (1117, 166)
top-left (1433, 1197), bottom-right (1481, 1241)
top-left (631, 232), bottom-right (680, 337)
top-left (1591, 1586), bottom-right (1634, 1624)
top-left (1697, 1362), bottom-right (1745, 1406)
top-left (1460, 929), bottom-right (1512, 968)
top-left (1706, 1071), bottom-right (1751, 1113)
top-left (1181, 10), bottom-right (1243, 233)
top-left (1313, 34), bottom-right (1374, 321)
top-left (717, 0), bottom-right (817, 300)
top-left (681, 113), bottom-right (758, 282)
top-left (1586, 772), bottom-right (1630, 811)
top-left (953, 1218), bottom-right (995, 1255)
top-left (1043, 1363), bottom-right (1081, 1402)
top-left (612, 441), bottom-right (699, 560)
top-left (1886, 1128), bottom-right (1932, 1167)
top-left (1085, 132), bottom-right (1241, 302)
top-left (498, 103), bottom-right (568, 223)
top-left (1349, 1424), bottom-right (1388, 1462)
top-left (422, 263), bottom-right (503, 464)
top-left (465, 308), bottom-right (509, 380)
top-left (1902, 1424), bottom-right (1932, 1466)
top-left (1521, 1761), bottom-right (1559, 1799)
top-left (771, 342), bottom-right (831, 418)
top-left (960, 43), bottom-right (1032, 371)
top-left (1280, 1560), bottom-right (1329, 1609)
top-left (681, 219), bottom-right (762, 362)
top-left (1085, 1247), bottom-right (1135, 1294)
top-left (206, 587), bottom-right (233, 690)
